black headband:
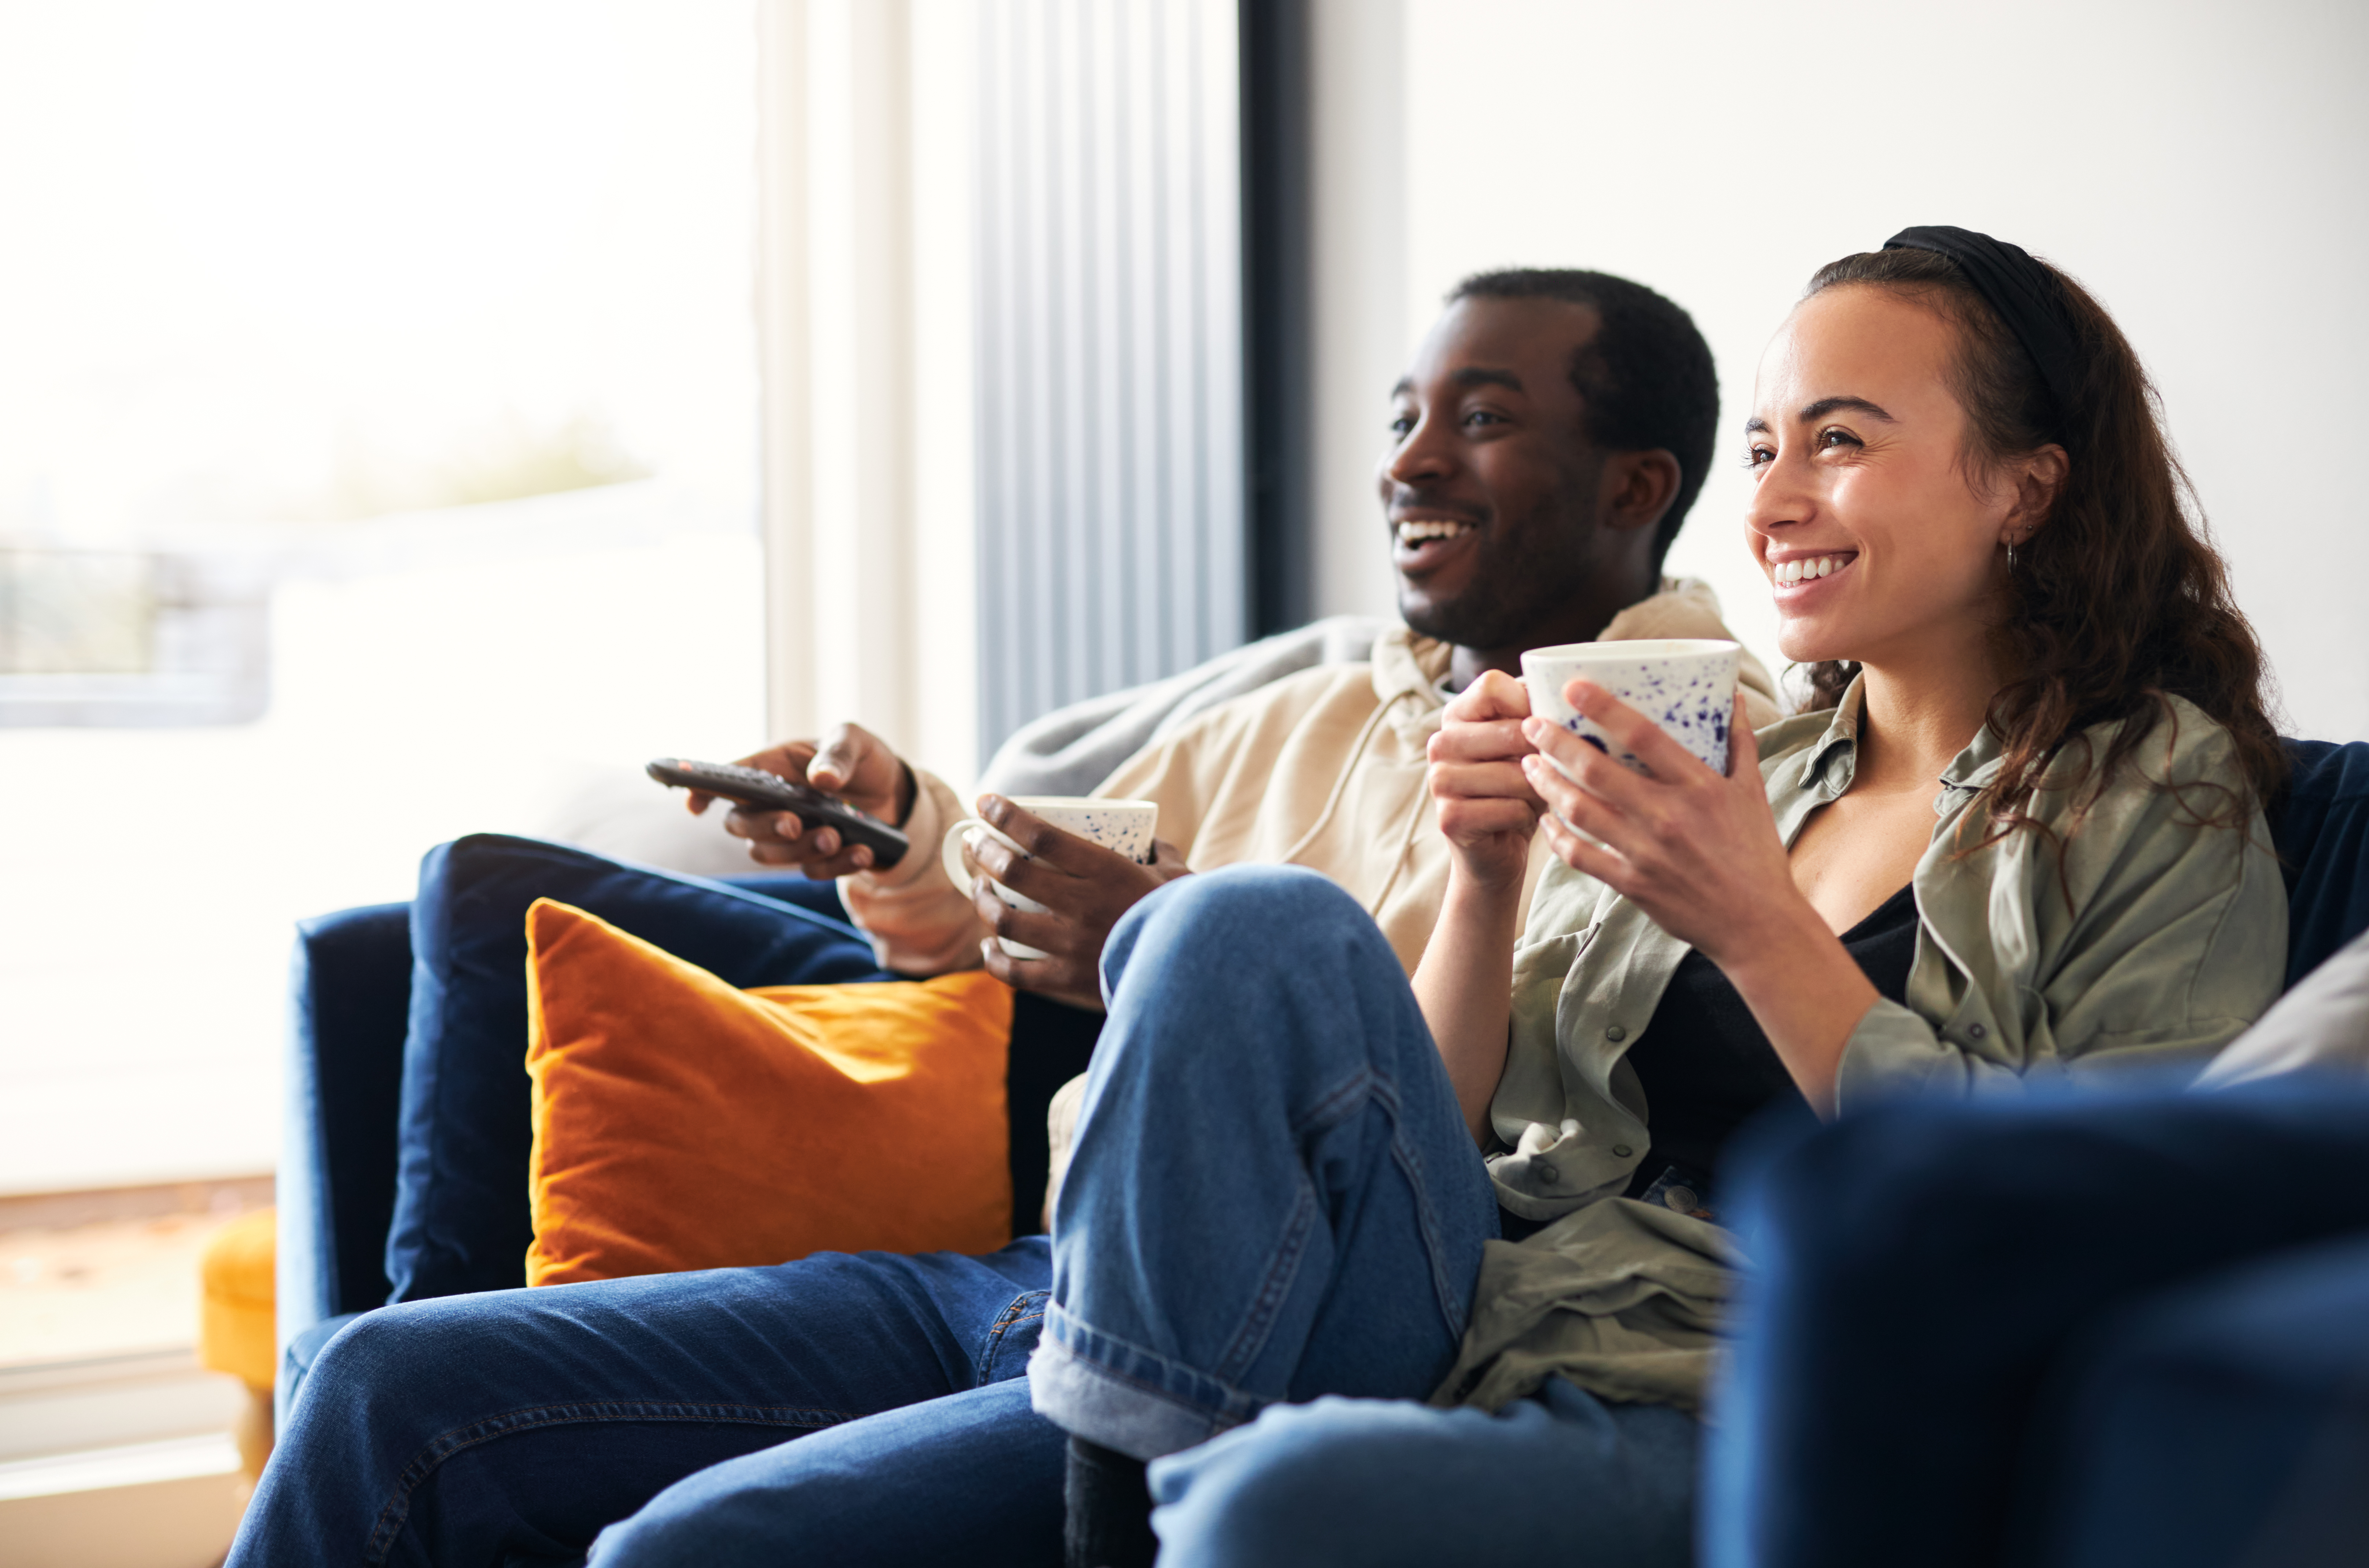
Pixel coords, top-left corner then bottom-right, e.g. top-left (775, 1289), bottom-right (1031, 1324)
top-left (1882, 225), bottom-right (2078, 426)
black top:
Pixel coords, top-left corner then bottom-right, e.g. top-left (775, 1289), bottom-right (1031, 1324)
top-left (1619, 882), bottom-right (1921, 1209)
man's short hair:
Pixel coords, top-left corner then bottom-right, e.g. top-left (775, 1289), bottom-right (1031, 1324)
top-left (1446, 269), bottom-right (1719, 568)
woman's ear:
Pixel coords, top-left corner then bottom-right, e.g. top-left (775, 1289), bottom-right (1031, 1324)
top-left (2002, 444), bottom-right (2071, 544)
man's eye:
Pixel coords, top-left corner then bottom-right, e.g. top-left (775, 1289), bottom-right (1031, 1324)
top-left (1464, 410), bottom-right (1502, 428)
top-left (1388, 415), bottom-right (1414, 437)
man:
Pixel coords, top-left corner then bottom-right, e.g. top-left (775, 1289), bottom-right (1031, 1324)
top-left (715, 267), bottom-right (1776, 1008)
top-left (230, 269), bottom-right (1778, 1567)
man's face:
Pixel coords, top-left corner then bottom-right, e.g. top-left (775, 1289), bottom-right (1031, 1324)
top-left (1379, 296), bottom-right (1609, 650)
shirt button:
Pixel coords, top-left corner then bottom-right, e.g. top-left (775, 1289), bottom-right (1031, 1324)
top-left (1969, 1023), bottom-right (1987, 1040)
top-left (1534, 1162), bottom-right (1559, 1185)
top-left (1664, 1186), bottom-right (1699, 1213)
top-left (1612, 1144), bottom-right (1633, 1159)
top-left (1605, 1025), bottom-right (1627, 1043)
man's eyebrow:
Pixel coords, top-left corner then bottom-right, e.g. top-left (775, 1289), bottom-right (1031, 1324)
top-left (1390, 376), bottom-right (1413, 399)
top-left (1451, 367), bottom-right (1524, 393)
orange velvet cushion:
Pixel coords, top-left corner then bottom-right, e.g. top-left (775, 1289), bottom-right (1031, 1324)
top-left (524, 897), bottom-right (1013, 1287)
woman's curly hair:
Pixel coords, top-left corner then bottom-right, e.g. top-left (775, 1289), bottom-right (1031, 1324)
top-left (1798, 247), bottom-right (2285, 846)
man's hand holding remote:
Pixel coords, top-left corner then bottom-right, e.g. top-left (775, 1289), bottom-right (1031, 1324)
top-left (685, 723), bottom-right (917, 878)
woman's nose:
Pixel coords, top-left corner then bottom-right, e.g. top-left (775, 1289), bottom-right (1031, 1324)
top-left (1744, 452), bottom-right (1812, 535)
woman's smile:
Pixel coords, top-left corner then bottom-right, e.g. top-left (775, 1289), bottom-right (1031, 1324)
top-left (1766, 548), bottom-right (1860, 598)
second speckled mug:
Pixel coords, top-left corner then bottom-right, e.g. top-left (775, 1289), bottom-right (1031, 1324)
top-left (1521, 638), bottom-right (1742, 777)
top-left (941, 797), bottom-right (1160, 959)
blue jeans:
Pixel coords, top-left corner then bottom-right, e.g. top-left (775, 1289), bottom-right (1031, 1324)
top-left (1038, 866), bottom-right (1698, 1564)
top-left (228, 1242), bottom-right (1064, 1567)
top-left (233, 865), bottom-right (1696, 1564)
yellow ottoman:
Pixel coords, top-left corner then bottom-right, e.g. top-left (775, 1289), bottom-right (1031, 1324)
top-left (198, 1206), bottom-right (277, 1483)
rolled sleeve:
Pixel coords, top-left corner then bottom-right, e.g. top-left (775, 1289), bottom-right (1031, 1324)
top-left (837, 769), bottom-right (989, 976)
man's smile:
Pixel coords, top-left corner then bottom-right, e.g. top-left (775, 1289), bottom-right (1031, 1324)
top-left (1392, 512), bottom-right (1485, 573)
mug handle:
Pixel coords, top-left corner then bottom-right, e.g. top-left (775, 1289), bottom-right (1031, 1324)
top-left (941, 818), bottom-right (988, 889)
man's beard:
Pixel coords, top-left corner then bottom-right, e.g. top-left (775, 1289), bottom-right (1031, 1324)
top-left (1400, 496), bottom-right (1603, 652)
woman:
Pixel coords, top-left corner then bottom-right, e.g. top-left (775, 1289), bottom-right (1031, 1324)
top-left (1027, 226), bottom-right (2286, 1566)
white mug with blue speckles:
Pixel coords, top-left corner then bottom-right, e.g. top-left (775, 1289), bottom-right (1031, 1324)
top-left (941, 797), bottom-right (1160, 959)
top-left (1521, 638), bottom-right (1742, 778)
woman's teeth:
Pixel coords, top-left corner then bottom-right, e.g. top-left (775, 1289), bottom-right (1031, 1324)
top-left (1396, 520), bottom-right (1475, 545)
top-left (1774, 555), bottom-right (1848, 586)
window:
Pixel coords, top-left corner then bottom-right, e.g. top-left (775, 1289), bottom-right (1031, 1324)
top-left (0, 0), bottom-right (763, 1205)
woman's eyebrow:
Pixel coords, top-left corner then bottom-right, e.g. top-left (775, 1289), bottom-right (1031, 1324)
top-left (1797, 395), bottom-right (1896, 423)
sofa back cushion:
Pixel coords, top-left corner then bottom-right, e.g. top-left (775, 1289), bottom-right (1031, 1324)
top-left (524, 899), bottom-right (1014, 1285)
top-left (386, 835), bottom-right (892, 1303)
top-left (2272, 740), bottom-right (2369, 989)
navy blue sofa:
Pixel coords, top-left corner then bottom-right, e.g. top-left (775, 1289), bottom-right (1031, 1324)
top-left (277, 743), bottom-right (2369, 1562)
top-left (276, 865), bottom-right (1102, 1407)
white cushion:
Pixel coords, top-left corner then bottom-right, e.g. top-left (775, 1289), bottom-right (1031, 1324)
top-left (2196, 926), bottom-right (2369, 1088)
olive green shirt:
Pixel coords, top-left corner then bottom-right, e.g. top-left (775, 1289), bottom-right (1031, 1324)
top-left (1433, 680), bottom-right (2288, 1416)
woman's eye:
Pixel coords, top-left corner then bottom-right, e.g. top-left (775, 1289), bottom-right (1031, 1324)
top-left (1742, 445), bottom-right (1774, 469)
top-left (1817, 426), bottom-right (1861, 450)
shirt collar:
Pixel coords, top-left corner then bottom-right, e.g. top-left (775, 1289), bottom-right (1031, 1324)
top-left (1794, 673), bottom-right (2004, 815)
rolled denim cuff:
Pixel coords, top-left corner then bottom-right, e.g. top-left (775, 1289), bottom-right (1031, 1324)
top-left (1026, 1301), bottom-right (1264, 1461)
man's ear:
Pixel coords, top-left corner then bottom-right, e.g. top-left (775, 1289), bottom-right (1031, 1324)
top-left (1598, 448), bottom-right (1682, 536)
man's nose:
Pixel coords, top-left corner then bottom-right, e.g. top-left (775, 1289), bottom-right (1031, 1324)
top-left (1382, 413), bottom-right (1456, 488)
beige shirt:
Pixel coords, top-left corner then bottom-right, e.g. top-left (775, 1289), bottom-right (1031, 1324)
top-left (1435, 680), bottom-right (2289, 1417)
top-left (841, 578), bottom-right (1782, 977)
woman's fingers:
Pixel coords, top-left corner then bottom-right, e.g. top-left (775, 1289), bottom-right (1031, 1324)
top-left (1428, 758), bottom-right (1542, 803)
top-left (1438, 795), bottom-right (1542, 840)
top-left (1523, 717), bottom-right (1654, 821)
top-left (1441, 667), bottom-right (1533, 725)
top-left (1562, 678), bottom-right (1713, 783)
top-left (1539, 810), bottom-right (1632, 886)
top-left (1725, 693), bottom-right (1761, 780)
top-left (1427, 716), bottom-right (1534, 765)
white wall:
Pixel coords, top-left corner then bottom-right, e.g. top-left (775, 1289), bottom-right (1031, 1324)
top-left (1308, 0), bottom-right (2369, 740)
top-left (1304, 0), bottom-right (1409, 622)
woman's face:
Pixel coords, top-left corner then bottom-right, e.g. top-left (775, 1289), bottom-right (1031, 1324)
top-left (1745, 286), bottom-right (2024, 671)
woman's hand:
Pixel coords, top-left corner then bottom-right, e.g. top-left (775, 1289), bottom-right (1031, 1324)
top-left (1519, 680), bottom-right (1798, 968)
top-left (1523, 678), bottom-right (1879, 1117)
top-left (1426, 670), bottom-right (1549, 894)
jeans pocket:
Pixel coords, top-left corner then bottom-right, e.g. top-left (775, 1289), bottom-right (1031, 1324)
top-left (978, 1289), bottom-right (1051, 1384)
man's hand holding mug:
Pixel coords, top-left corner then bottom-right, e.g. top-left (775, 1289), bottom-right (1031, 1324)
top-left (946, 795), bottom-right (1189, 1012)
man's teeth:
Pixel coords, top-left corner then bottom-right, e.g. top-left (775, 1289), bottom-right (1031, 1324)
top-left (1774, 555), bottom-right (1848, 586)
top-left (1396, 520), bottom-right (1475, 544)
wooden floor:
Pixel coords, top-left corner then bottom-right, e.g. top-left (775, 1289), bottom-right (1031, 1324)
top-left (0, 1177), bottom-right (274, 1568)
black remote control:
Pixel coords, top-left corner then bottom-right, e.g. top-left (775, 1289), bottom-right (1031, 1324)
top-left (646, 757), bottom-right (910, 869)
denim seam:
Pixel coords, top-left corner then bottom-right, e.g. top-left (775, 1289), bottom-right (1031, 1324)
top-left (976, 1289), bottom-right (1051, 1384)
top-left (1389, 1120), bottom-right (1472, 1343)
top-left (1209, 1064), bottom-right (1399, 1384)
top-left (362, 1398), bottom-right (852, 1563)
